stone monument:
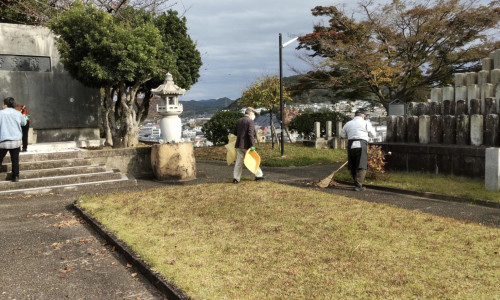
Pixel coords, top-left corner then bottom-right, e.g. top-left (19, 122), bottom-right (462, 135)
top-left (150, 73), bottom-right (196, 181)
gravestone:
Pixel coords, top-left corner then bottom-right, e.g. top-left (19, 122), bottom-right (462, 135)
top-left (482, 58), bottom-right (494, 71)
top-left (466, 72), bottom-right (478, 85)
top-left (478, 70), bottom-right (490, 85)
top-left (456, 115), bottom-right (470, 145)
top-left (443, 116), bottom-right (456, 144)
top-left (485, 98), bottom-right (496, 115)
top-left (406, 116), bottom-right (419, 143)
top-left (455, 100), bottom-right (467, 115)
top-left (484, 114), bottom-right (499, 146)
top-left (470, 115), bottom-right (483, 146)
top-left (395, 116), bottom-right (406, 143)
top-left (429, 102), bottom-right (441, 115)
top-left (443, 100), bottom-right (453, 115)
top-left (326, 121), bottom-right (332, 138)
top-left (430, 115), bottom-right (443, 144)
top-left (386, 116), bottom-right (397, 142)
top-left (485, 148), bottom-right (500, 191)
top-left (469, 99), bottom-right (481, 115)
top-left (419, 115), bottom-right (430, 144)
top-left (0, 23), bottom-right (100, 142)
top-left (455, 73), bottom-right (466, 86)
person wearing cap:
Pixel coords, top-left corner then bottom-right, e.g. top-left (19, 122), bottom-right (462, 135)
top-left (0, 97), bottom-right (27, 182)
top-left (232, 107), bottom-right (264, 184)
top-left (341, 109), bottom-right (376, 191)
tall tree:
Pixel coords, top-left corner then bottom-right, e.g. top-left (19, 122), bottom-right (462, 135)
top-left (49, 2), bottom-right (201, 147)
top-left (239, 75), bottom-right (293, 148)
top-left (297, 0), bottom-right (500, 110)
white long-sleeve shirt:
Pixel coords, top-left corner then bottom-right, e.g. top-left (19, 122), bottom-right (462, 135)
top-left (341, 116), bottom-right (375, 142)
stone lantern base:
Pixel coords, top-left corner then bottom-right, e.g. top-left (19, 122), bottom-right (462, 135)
top-left (151, 142), bottom-right (196, 181)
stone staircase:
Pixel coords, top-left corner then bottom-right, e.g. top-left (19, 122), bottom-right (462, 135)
top-left (0, 150), bottom-right (137, 197)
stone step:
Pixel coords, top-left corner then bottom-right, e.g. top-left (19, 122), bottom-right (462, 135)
top-left (0, 165), bottom-right (108, 180)
top-left (2, 150), bottom-right (82, 163)
top-left (1, 158), bottom-right (92, 172)
top-left (0, 174), bottom-right (137, 198)
top-left (0, 170), bottom-right (122, 191)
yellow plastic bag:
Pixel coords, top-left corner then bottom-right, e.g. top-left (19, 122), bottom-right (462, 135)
top-left (244, 148), bottom-right (261, 174)
top-left (225, 134), bottom-right (237, 165)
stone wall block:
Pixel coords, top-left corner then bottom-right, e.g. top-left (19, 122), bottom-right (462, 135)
top-left (482, 57), bottom-right (494, 71)
top-left (456, 115), bottom-right (470, 145)
top-left (484, 114), bottom-right (499, 146)
top-left (470, 114), bottom-right (484, 146)
top-left (406, 116), bottom-right (419, 143)
top-left (443, 115), bottom-right (456, 144)
top-left (395, 116), bottom-right (406, 143)
top-left (430, 115), bottom-right (443, 144)
top-left (419, 115), bottom-right (431, 144)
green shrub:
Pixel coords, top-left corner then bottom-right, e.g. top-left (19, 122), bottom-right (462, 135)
top-left (201, 111), bottom-right (244, 145)
top-left (289, 110), bottom-right (350, 137)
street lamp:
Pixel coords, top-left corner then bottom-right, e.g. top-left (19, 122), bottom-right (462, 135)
top-left (279, 33), bottom-right (298, 156)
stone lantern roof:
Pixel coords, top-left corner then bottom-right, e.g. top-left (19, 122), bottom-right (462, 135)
top-left (151, 73), bottom-right (186, 96)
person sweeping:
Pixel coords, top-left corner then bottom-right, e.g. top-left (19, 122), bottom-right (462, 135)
top-left (340, 109), bottom-right (376, 191)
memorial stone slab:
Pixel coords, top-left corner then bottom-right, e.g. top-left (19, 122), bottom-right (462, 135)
top-left (485, 148), bottom-right (500, 191)
top-left (314, 122), bottom-right (321, 138)
top-left (467, 84), bottom-right (480, 108)
top-left (430, 88), bottom-right (442, 102)
top-left (443, 116), bottom-right (456, 144)
top-left (484, 114), bottom-right (499, 146)
top-left (485, 98), bottom-right (496, 115)
top-left (482, 57), bottom-right (494, 71)
top-left (466, 72), bottom-right (478, 85)
top-left (430, 115), bottom-right (443, 144)
top-left (481, 83), bottom-right (494, 115)
top-left (429, 102), bottom-right (441, 115)
top-left (493, 49), bottom-right (500, 69)
top-left (455, 85), bottom-right (467, 101)
top-left (326, 121), bottom-right (332, 138)
top-left (456, 115), bottom-right (470, 145)
top-left (386, 116), bottom-right (397, 142)
top-left (419, 115), bottom-right (431, 144)
top-left (416, 102), bottom-right (429, 116)
top-left (406, 116), bottom-right (419, 143)
top-left (469, 99), bottom-right (481, 115)
top-left (478, 70), bottom-right (490, 85)
top-left (442, 86), bottom-right (455, 101)
top-left (491, 69), bottom-right (500, 85)
top-left (336, 121), bottom-right (343, 137)
top-left (470, 114), bottom-right (483, 146)
top-left (442, 100), bottom-right (451, 115)
top-left (455, 73), bottom-right (466, 86)
top-left (396, 116), bottom-right (406, 143)
top-left (455, 100), bottom-right (467, 115)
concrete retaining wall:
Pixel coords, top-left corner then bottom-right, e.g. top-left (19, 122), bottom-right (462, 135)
top-left (79, 147), bottom-right (153, 178)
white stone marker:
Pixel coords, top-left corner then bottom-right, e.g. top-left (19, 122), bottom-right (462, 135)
top-left (470, 114), bottom-right (483, 146)
top-left (430, 88), bottom-right (442, 102)
top-left (467, 84), bottom-right (480, 108)
top-left (491, 69), bottom-right (500, 85)
top-left (485, 148), bottom-right (500, 191)
top-left (314, 122), bottom-right (321, 138)
top-left (481, 83), bottom-right (494, 115)
top-left (455, 73), bottom-right (466, 87)
top-left (419, 115), bottom-right (431, 144)
top-left (442, 86), bottom-right (455, 101)
top-left (326, 121), bottom-right (332, 138)
top-left (455, 86), bottom-right (467, 101)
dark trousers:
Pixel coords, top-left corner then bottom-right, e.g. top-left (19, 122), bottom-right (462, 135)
top-left (348, 147), bottom-right (367, 187)
top-left (0, 147), bottom-right (20, 176)
top-left (21, 121), bottom-right (29, 150)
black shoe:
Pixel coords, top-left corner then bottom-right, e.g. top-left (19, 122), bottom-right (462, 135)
top-left (21, 149), bottom-right (27, 152)
top-left (232, 179), bottom-right (239, 184)
top-left (12, 176), bottom-right (19, 182)
top-left (255, 176), bottom-right (266, 181)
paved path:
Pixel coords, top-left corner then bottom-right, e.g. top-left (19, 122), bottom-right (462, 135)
top-left (1, 160), bottom-right (498, 299)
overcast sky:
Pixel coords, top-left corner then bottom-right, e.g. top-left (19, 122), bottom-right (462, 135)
top-left (171, 1), bottom-right (342, 101)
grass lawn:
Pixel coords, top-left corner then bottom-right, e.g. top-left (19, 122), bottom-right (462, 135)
top-left (78, 181), bottom-right (499, 299)
top-left (194, 143), bottom-right (347, 167)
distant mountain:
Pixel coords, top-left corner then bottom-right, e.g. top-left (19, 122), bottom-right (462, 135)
top-left (180, 97), bottom-right (234, 117)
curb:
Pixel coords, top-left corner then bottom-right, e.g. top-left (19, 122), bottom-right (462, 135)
top-left (336, 180), bottom-right (500, 209)
top-left (72, 202), bottom-right (191, 300)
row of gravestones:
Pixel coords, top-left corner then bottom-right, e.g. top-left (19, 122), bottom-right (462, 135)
top-left (386, 113), bottom-right (500, 146)
top-left (407, 98), bottom-right (497, 117)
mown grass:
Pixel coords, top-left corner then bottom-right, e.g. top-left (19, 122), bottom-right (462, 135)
top-left (78, 181), bottom-right (499, 300)
top-left (194, 143), bottom-right (347, 167)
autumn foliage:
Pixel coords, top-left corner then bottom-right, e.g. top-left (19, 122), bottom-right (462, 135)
top-left (367, 145), bottom-right (386, 180)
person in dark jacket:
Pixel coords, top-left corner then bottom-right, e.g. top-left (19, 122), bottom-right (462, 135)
top-left (233, 107), bottom-right (264, 184)
top-left (0, 97), bottom-right (27, 182)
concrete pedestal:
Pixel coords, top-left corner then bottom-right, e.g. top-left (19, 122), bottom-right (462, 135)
top-left (485, 148), bottom-right (500, 191)
top-left (151, 143), bottom-right (196, 181)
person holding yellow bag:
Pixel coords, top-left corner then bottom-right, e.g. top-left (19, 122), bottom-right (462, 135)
top-left (232, 107), bottom-right (264, 184)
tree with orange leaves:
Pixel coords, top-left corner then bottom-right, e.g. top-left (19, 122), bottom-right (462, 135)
top-left (297, 0), bottom-right (500, 110)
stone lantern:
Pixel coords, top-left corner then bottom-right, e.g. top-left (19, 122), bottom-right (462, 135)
top-left (150, 73), bottom-right (196, 181)
top-left (151, 72), bottom-right (185, 143)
